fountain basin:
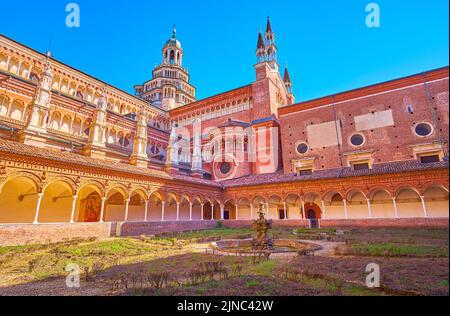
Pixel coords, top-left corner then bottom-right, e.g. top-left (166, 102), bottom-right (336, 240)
top-left (210, 239), bottom-right (322, 256)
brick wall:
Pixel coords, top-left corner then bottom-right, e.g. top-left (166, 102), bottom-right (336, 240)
top-left (279, 77), bottom-right (449, 174)
top-left (222, 218), bottom-right (449, 229)
top-left (0, 223), bottom-right (112, 246)
top-left (1, 218), bottom-right (447, 246)
top-left (120, 221), bottom-right (217, 237)
top-left (320, 218), bottom-right (449, 228)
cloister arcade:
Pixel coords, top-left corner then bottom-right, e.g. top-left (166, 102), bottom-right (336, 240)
top-left (0, 172), bottom-right (448, 225)
top-left (1, 47), bottom-right (169, 134)
top-left (0, 93), bottom-right (167, 160)
top-left (0, 175), bottom-right (223, 224)
top-left (0, 95), bottom-right (30, 124)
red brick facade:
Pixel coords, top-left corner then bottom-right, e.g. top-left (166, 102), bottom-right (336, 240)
top-left (0, 21), bottom-right (449, 246)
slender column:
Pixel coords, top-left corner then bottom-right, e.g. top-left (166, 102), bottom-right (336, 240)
top-left (321, 200), bottom-right (327, 220)
top-left (200, 204), bottom-right (204, 221)
top-left (176, 202), bottom-right (180, 221)
top-left (144, 199), bottom-right (149, 222)
top-left (220, 204), bottom-right (225, 220)
top-left (283, 202), bottom-right (287, 220)
top-left (250, 204), bottom-right (254, 220)
top-left (420, 196), bottom-right (429, 218)
top-left (266, 202), bottom-right (270, 219)
top-left (27, 64), bottom-right (32, 79)
top-left (99, 197), bottom-right (107, 223)
top-left (236, 204), bottom-right (239, 221)
top-left (367, 199), bottom-right (373, 219)
top-left (161, 201), bottom-right (166, 221)
top-left (69, 195), bottom-right (78, 224)
top-left (301, 200), bottom-right (306, 220)
top-left (124, 199), bottom-right (130, 222)
top-left (189, 203), bottom-right (193, 221)
top-left (33, 193), bottom-right (44, 225)
top-left (6, 100), bottom-right (13, 117)
top-left (392, 197), bottom-right (399, 219)
top-left (343, 199), bottom-right (349, 220)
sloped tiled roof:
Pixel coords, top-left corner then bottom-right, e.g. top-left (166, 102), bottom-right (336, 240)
top-left (221, 160), bottom-right (449, 188)
top-left (1, 138), bottom-right (447, 190)
top-left (0, 139), bottom-right (222, 188)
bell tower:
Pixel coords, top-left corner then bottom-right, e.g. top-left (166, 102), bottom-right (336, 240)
top-left (253, 17), bottom-right (292, 118)
top-left (134, 26), bottom-right (197, 111)
top-left (264, 17), bottom-right (278, 69)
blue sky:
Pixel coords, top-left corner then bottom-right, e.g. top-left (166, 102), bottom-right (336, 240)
top-left (1, 0), bottom-right (448, 101)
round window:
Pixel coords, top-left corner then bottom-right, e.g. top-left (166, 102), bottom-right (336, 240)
top-left (350, 134), bottom-right (365, 147)
top-left (415, 123), bottom-right (433, 137)
top-left (220, 162), bottom-right (232, 175)
top-left (296, 143), bottom-right (309, 155)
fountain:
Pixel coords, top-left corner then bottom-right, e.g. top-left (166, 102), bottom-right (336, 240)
top-left (210, 203), bottom-right (322, 257)
top-left (251, 203), bottom-right (274, 251)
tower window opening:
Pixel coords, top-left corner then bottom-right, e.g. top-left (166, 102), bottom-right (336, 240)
top-left (170, 50), bottom-right (175, 64)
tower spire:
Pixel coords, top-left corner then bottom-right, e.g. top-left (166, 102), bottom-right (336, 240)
top-left (283, 63), bottom-right (295, 105)
top-left (266, 16), bottom-right (273, 34)
top-left (172, 24), bottom-right (177, 38)
top-left (257, 29), bottom-right (265, 49)
top-left (283, 64), bottom-right (291, 84)
top-left (256, 28), bottom-right (266, 63)
top-left (264, 16), bottom-right (277, 67)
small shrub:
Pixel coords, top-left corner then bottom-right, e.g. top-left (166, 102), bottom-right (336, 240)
top-left (231, 264), bottom-right (243, 277)
top-left (246, 279), bottom-right (260, 288)
top-left (215, 221), bottom-right (224, 229)
top-left (83, 266), bottom-right (91, 282)
top-left (91, 262), bottom-right (105, 275)
top-left (28, 258), bottom-right (39, 272)
top-left (146, 272), bottom-right (172, 289)
top-left (255, 260), bottom-right (275, 276)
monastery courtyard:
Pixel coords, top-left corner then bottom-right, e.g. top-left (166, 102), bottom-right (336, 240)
top-left (0, 5), bottom-right (448, 298)
top-left (0, 226), bottom-right (448, 296)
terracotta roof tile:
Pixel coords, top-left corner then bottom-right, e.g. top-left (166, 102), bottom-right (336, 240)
top-left (220, 160), bottom-right (449, 188)
top-left (0, 139), bottom-right (222, 188)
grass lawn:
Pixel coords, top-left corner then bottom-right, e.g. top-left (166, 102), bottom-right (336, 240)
top-left (0, 227), bottom-right (448, 296)
top-left (337, 242), bottom-right (449, 258)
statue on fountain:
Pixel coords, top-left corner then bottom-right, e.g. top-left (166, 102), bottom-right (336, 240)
top-left (252, 203), bottom-right (274, 251)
